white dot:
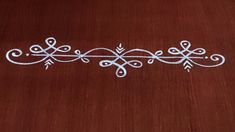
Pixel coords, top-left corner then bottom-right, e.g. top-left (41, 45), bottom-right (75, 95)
top-left (49, 40), bottom-right (53, 43)
top-left (26, 53), bottom-right (29, 56)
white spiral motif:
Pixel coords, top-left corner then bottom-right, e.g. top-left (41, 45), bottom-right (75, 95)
top-left (6, 37), bottom-right (225, 77)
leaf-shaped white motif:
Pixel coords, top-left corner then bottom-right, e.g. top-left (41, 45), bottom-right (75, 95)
top-left (81, 58), bottom-right (90, 63)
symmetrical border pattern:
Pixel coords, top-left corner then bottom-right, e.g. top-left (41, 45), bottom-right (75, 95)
top-left (6, 37), bottom-right (225, 77)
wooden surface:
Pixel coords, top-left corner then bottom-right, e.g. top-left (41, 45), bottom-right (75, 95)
top-left (0, 0), bottom-right (235, 132)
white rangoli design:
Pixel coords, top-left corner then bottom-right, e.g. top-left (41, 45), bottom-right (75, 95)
top-left (6, 37), bottom-right (225, 78)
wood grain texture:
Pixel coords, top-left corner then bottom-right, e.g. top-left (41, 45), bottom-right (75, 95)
top-left (0, 0), bottom-right (235, 132)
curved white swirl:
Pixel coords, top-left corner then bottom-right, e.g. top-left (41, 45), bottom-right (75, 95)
top-left (6, 37), bottom-right (226, 77)
top-left (6, 49), bottom-right (49, 65)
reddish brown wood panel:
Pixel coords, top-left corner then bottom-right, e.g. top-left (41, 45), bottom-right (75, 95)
top-left (0, 0), bottom-right (235, 132)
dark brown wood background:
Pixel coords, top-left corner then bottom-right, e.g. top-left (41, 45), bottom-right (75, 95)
top-left (0, 0), bottom-right (235, 132)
